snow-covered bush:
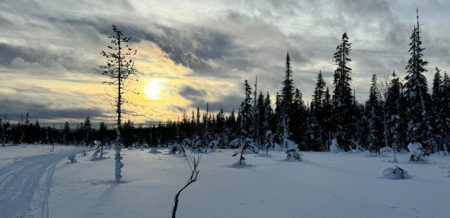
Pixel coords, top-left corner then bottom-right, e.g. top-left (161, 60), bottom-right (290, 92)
top-left (169, 143), bottom-right (185, 155)
top-left (232, 138), bottom-right (258, 166)
top-left (67, 154), bottom-right (77, 163)
top-left (330, 138), bottom-right (339, 153)
top-left (382, 166), bottom-right (408, 179)
top-left (361, 150), bottom-right (376, 157)
top-left (285, 139), bottom-right (301, 161)
top-left (407, 141), bottom-right (427, 163)
top-left (229, 138), bottom-right (240, 149)
top-left (447, 161), bottom-right (450, 174)
top-left (208, 140), bottom-right (219, 152)
top-left (148, 147), bottom-right (160, 154)
top-left (380, 146), bottom-right (393, 153)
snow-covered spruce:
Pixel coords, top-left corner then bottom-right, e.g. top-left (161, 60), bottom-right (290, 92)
top-left (284, 139), bottom-right (301, 161)
top-left (231, 138), bottom-right (258, 167)
top-left (330, 138), bottom-right (339, 153)
top-left (407, 141), bottom-right (427, 163)
top-left (382, 166), bottom-right (409, 179)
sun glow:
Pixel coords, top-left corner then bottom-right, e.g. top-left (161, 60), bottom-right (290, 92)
top-left (144, 80), bottom-right (164, 100)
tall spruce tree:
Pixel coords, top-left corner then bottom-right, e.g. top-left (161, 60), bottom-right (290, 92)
top-left (403, 10), bottom-right (434, 152)
top-left (332, 32), bottom-right (355, 150)
top-left (100, 25), bottom-right (137, 183)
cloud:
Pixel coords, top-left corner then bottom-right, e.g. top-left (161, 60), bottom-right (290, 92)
top-left (0, 97), bottom-right (105, 121)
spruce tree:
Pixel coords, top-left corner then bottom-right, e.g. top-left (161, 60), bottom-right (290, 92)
top-left (366, 74), bottom-right (383, 153)
top-left (311, 71), bottom-right (326, 150)
top-left (442, 72), bottom-right (450, 151)
top-left (403, 10), bottom-right (434, 153)
top-left (431, 67), bottom-right (444, 150)
top-left (332, 32), bottom-right (355, 150)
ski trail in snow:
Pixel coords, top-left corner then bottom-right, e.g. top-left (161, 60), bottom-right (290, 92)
top-left (0, 148), bottom-right (82, 218)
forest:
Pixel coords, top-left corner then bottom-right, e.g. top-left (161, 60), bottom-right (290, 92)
top-left (1, 13), bottom-right (449, 157)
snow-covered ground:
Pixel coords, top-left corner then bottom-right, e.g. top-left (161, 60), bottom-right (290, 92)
top-left (1, 145), bottom-right (449, 218)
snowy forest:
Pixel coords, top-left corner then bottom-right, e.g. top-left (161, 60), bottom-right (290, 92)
top-left (1, 12), bottom-right (449, 157)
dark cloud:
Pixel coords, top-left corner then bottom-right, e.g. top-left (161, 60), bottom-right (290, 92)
top-left (179, 85), bottom-right (207, 102)
top-left (0, 97), bottom-right (105, 121)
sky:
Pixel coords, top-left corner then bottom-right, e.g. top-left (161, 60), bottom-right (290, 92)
top-left (0, 0), bottom-right (449, 128)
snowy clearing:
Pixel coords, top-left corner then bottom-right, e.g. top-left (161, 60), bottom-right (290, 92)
top-left (0, 146), bottom-right (85, 218)
top-left (1, 145), bottom-right (449, 218)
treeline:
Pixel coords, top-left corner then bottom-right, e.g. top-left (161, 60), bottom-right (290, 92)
top-left (1, 12), bottom-right (449, 154)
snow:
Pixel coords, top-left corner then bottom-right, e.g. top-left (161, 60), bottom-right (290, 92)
top-left (1, 145), bottom-right (449, 218)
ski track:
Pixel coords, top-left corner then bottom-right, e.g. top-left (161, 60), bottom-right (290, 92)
top-left (0, 149), bottom-right (82, 218)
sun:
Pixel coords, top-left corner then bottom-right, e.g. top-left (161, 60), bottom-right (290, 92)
top-left (144, 80), bottom-right (164, 100)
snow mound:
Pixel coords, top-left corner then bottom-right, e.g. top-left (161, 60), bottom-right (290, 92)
top-left (256, 153), bottom-right (273, 158)
top-left (229, 162), bottom-right (253, 168)
top-left (382, 166), bottom-right (409, 180)
top-left (447, 161), bottom-right (450, 174)
top-left (149, 148), bottom-right (161, 154)
top-left (380, 146), bottom-right (393, 153)
top-left (67, 154), bottom-right (77, 163)
top-left (361, 151), bottom-right (376, 157)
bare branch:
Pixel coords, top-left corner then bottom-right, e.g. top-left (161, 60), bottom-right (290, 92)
top-left (172, 152), bottom-right (201, 218)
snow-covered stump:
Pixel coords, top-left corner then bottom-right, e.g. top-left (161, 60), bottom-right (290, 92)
top-left (382, 166), bottom-right (409, 179)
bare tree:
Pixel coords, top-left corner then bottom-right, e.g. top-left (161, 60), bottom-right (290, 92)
top-left (172, 152), bottom-right (201, 218)
top-left (100, 25), bottom-right (137, 183)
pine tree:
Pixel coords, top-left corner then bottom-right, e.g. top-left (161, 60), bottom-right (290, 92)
top-left (332, 32), bottom-right (355, 150)
top-left (403, 10), bottom-right (434, 153)
top-left (100, 25), bottom-right (137, 183)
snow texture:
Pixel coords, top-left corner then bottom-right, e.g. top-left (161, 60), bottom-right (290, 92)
top-left (0, 146), bottom-right (84, 217)
top-left (1, 145), bottom-right (449, 218)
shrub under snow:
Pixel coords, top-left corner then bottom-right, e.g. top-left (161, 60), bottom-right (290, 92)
top-left (383, 166), bottom-right (409, 179)
top-left (330, 138), bottom-right (339, 153)
top-left (407, 142), bottom-right (427, 163)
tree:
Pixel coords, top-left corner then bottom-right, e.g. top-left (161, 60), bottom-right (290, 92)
top-left (240, 80), bottom-right (253, 137)
top-left (442, 72), bottom-right (450, 152)
top-left (280, 52), bottom-right (294, 142)
top-left (311, 71), bottom-right (327, 150)
top-left (403, 10), bottom-right (434, 153)
top-left (83, 116), bottom-right (92, 146)
top-left (332, 32), bottom-right (355, 150)
top-left (100, 25), bottom-right (137, 183)
top-left (366, 74), bottom-right (383, 153)
top-left (431, 67), bottom-right (445, 151)
top-left (63, 121), bottom-right (70, 145)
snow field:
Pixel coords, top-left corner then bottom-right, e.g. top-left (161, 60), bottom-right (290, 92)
top-left (46, 147), bottom-right (450, 218)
